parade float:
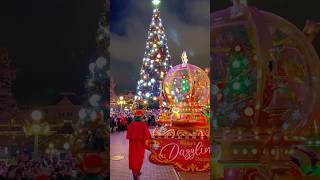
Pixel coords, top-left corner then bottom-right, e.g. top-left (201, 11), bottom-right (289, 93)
top-left (148, 51), bottom-right (210, 172)
top-left (211, 0), bottom-right (320, 179)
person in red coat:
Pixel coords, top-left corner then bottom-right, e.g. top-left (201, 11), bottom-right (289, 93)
top-left (126, 109), bottom-right (151, 180)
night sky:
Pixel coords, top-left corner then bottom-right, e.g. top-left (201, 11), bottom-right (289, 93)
top-left (0, 0), bottom-right (105, 105)
top-left (1, 0), bottom-right (319, 104)
top-left (110, 0), bottom-right (210, 94)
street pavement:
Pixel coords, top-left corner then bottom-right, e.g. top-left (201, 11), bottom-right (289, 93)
top-left (110, 130), bottom-right (179, 180)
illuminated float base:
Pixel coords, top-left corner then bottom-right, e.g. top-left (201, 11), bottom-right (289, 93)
top-left (148, 51), bottom-right (211, 173)
top-left (148, 131), bottom-right (210, 172)
top-left (149, 119), bottom-right (210, 173)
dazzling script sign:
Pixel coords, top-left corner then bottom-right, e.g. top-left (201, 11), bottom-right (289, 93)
top-left (149, 138), bottom-right (210, 172)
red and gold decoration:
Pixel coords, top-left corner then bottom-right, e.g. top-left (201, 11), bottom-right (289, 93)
top-left (150, 51), bottom-right (210, 172)
top-left (149, 138), bottom-right (210, 172)
top-left (211, 0), bottom-right (320, 179)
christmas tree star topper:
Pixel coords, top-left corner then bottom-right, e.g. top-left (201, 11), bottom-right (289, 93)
top-left (152, 0), bottom-right (161, 6)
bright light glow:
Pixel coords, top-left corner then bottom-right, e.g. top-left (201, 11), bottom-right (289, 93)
top-left (96, 57), bottom-right (107, 69)
top-left (119, 96), bottom-right (124, 100)
top-left (63, 143), bottom-right (70, 150)
top-left (151, 78), bottom-right (155, 83)
top-left (31, 110), bottom-right (42, 121)
top-left (152, 0), bottom-right (161, 6)
top-left (89, 94), bottom-right (101, 107)
top-left (145, 93), bottom-right (150, 98)
top-left (79, 109), bottom-right (86, 119)
top-left (89, 63), bottom-right (95, 72)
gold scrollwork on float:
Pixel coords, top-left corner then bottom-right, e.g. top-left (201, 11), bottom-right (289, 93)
top-left (176, 129), bottom-right (190, 137)
top-left (175, 162), bottom-right (210, 172)
top-left (149, 153), bottom-right (171, 164)
top-left (163, 129), bottom-right (175, 137)
top-left (150, 152), bottom-right (210, 172)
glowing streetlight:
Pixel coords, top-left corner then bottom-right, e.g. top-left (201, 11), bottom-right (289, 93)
top-left (31, 110), bottom-right (42, 121)
top-left (23, 110), bottom-right (50, 160)
top-left (63, 143), bottom-right (70, 150)
top-left (117, 96), bottom-right (126, 111)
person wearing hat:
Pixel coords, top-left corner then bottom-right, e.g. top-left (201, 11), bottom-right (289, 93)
top-left (126, 109), bottom-right (151, 180)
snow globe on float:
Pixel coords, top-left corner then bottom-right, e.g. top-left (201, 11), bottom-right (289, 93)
top-left (211, 0), bottom-right (320, 179)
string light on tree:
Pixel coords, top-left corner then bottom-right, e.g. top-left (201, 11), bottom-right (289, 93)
top-left (134, 0), bottom-right (171, 108)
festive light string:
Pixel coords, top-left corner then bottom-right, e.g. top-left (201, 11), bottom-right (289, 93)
top-left (135, 1), bottom-right (172, 107)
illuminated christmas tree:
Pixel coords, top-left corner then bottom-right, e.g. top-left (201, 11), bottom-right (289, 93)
top-left (72, 0), bottom-right (109, 155)
top-left (135, 0), bottom-right (172, 108)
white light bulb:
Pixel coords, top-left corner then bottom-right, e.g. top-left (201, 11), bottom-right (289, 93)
top-left (89, 63), bottom-right (95, 72)
top-left (31, 110), bottom-right (42, 121)
top-left (79, 108), bottom-right (87, 120)
top-left (89, 94), bottom-right (101, 107)
top-left (96, 57), bottom-right (106, 69)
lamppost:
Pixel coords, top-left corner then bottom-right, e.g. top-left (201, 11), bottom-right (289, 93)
top-left (117, 96), bottom-right (126, 111)
top-left (23, 110), bottom-right (50, 160)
